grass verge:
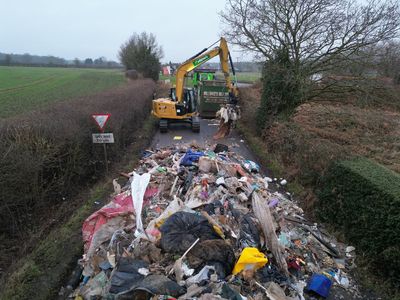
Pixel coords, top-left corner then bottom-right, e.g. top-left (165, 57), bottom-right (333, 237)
top-left (0, 116), bottom-right (157, 300)
top-left (353, 256), bottom-right (400, 300)
top-left (236, 121), bottom-right (306, 197)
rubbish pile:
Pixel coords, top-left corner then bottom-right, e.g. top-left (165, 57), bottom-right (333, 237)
top-left (66, 144), bottom-right (359, 299)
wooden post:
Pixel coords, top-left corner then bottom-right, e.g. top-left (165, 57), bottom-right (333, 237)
top-left (103, 143), bottom-right (108, 173)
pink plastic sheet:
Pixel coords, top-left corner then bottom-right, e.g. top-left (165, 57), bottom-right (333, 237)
top-left (82, 187), bottom-right (158, 253)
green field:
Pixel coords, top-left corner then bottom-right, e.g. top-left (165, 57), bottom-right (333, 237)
top-left (0, 66), bottom-right (125, 118)
top-left (230, 72), bottom-right (261, 83)
top-left (160, 71), bottom-right (261, 86)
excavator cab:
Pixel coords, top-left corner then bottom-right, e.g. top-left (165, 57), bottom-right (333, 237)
top-left (169, 87), bottom-right (197, 116)
top-left (151, 87), bottom-right (200, 133)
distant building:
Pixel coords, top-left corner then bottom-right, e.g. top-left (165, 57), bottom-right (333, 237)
top-left (162, 66), bottom-right (171, 75)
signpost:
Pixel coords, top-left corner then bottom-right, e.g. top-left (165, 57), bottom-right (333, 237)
top-left (92, 114), bottom-right (110, 132)
top-left (92, 114), bottom-right (113, 173)
top-left (92, 133), bottom-right (114, 143)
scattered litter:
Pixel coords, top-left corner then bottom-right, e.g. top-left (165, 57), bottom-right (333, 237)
top-left (68, 144), bottom-right (359, 299)
top-left (265, 281), bottom-right (289, 300)
top-left (186, 265), bottom-right (215, 286)
top-left (269, 198), bottom-right (279, 208)
top-left (238, 214), bottom-right (261, 249)
top-left (243, 160), bottom-right (260, 173)
top-left (138, 267), bottom-right (150, 276)
top-left (170, 238), bottom-right (199, 283)
top-left (216, 177), bottom-right (226, 186)
top-left (112, 179), bottom-right (121, 194)
top-left (265, 176), bottom-right (273, 182)
top-left (214, 143), bottom-right (228, 153)
top-left (173, 136), bottom-right (182, 140)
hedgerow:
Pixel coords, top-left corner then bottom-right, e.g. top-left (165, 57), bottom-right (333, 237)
top-left (317, 157), bottom-right (400, 282)
top-left (0, 79), bottom-right (155, 237)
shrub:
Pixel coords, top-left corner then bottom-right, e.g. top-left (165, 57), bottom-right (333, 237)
top-left (125, 69), bottom-right (139, 80)
top-left (0, 79), bottom-right (155, 238)
top-left (317, 157), bottom-right (400, 282)
top-left (257, 48), bottom-right (305, 130)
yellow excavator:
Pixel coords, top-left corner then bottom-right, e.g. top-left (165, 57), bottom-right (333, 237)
top-left (152, 37), bottom-right (239, 133)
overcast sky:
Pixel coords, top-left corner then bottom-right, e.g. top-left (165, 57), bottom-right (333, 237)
top-left (0, 0), bottom-right (249, 63)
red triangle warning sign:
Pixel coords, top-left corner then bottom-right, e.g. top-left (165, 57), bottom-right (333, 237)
top-left (92, 114), bottom-right (110, 132)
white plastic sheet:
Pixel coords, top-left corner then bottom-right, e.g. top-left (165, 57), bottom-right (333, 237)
top-left (186, 265), bottom-right (215, 286)
top-left (131, 172), bottom-right (151, 237)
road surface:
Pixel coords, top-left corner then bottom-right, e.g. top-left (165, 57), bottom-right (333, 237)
top-left (151, 118), bottom-right (258, 163)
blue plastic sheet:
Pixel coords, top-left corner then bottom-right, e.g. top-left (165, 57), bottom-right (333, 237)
top-left (180, 149), bottom-right (205, 166)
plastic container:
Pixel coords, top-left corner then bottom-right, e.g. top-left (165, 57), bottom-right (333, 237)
top-left (232, 247), bottom-right (268, 275)
top-left (306, 273), bottom-right (332, 298)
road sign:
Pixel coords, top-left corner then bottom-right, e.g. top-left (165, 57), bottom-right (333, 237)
top-left (92, 114), bottom-right (111, 132)
top-left (92, 133), bottom-right (114, 143)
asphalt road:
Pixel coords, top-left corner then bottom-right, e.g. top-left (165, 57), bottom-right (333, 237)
top-left (150, 118), bottom-right (258, 163)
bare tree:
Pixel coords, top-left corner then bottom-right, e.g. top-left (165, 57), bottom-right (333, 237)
top-left (221, 0), bottom-right (400, 95)
top-left (374, 41), bottom-right (400, 80)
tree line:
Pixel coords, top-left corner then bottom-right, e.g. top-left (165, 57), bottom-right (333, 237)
top-left (0, 52), bottom-right (121, 68)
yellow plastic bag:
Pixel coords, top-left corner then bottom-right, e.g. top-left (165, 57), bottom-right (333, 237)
top-left (232, 247), bottom-right (268, 275)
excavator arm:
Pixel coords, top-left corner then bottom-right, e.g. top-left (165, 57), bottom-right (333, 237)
top-left (151, 37), bottom-right (239, 133)
top-left (175, 37), bottom-right (238, 103)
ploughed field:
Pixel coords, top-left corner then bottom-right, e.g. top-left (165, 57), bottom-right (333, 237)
top-left (0, 66), bottom-right (125, 118)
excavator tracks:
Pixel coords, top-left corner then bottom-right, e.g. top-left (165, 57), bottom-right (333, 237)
top-left (191, 116), bottom-right (200, 133)
top-left (159, 117), bottom-right (200, 133)
top-left (159, 119), bottom-right (168, 133)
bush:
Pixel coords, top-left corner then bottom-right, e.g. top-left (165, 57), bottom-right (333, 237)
top-left (0, 79), bottom-right (155, 238)
top-left (257, 48), bottom-right (304, 130)
top-left (317, 157), bottom-right (400, 282)
top-left (125, 69), bottom-right (139, 80)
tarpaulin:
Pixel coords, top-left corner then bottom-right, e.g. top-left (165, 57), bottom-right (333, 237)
top-left (82, 187), bottom-right (157, 254)
top-left (180, 149), bottom-right (205, 166)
